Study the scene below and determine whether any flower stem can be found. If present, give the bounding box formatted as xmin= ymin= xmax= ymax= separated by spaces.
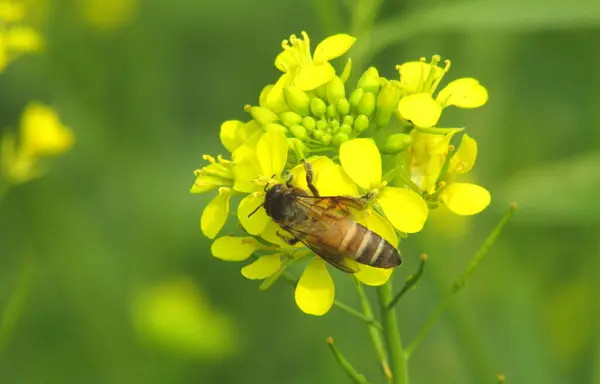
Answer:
xmin=353 ymin=278 xmax=392 ymax=382
xmin=377 ymin=281 xmax=409 ymax=384
xmin=326 ymin=337 xmax=370 ymax=384
xmin=0 ymin=256 xmax=32 ymax=353
xmin=387 ymin=254 xmax=428 ymax=310
xmin=405 ymin=203 xmax=517 ymax=358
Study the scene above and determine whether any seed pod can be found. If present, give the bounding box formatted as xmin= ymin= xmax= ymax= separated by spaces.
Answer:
xmin=381 ymin=133 xmax=412 ymax=154
xmin=310 ymin=97 xmax=327 ymax=117
xmin=357 ymin=67 xmax=380 ymax=95
xmin=279 ymin=111 xmax=304 ymax=128
xmin=326 ymin=76 xmax=345 ymax=105
xmin=302 ymin=116 xmax=316 ymax=132
xmin=290 ymin=125 xmax=308 ymax=140
xmin=349 ymin=88 xmax=365 ymax=111
xmin=263 ymin=122 xmax=288 ymax=134
xmin=357 ymin=92 xmax=376 ymax=116
xmin=283 ymin=86 xmax=310 ymax=116
xmin=332 ymin=132 xmax=350 ymax=146
xmin=354 ymin=114 xmax=369 ymax=133
xmin=249 ymin=106 xmax=279 ymax=125
xmin=337 ymin=98 xmax=350 ymax=115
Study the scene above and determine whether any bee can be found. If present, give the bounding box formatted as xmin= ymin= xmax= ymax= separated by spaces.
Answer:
xmin=254 ymin=159 xmax=401 ymax=273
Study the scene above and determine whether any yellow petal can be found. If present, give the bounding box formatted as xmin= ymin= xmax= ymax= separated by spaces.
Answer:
xmin=200 ymin=188 xmax=232 ymax=239
xmin=211 ymin=236 xmax=263 ymax=261
xmin=440 ymin=183 xmax=490 ymax=216
xmin=312 ymin=34 xmax=356 ymax=63
xmin=294 ymin=63 xmax=335 ymax=91
xmin=241 ymin=254 xmax=282 ymax=279
xmin=232 ymin=137 xmax=263 ymax=193
xmin=275 ymin=50 xmax=296 ymax=73
xmin=378 ymin=187 xmax=428 ymax=233
xmin=237 ymin=193 xmax=269 ymax=235
xmin=356 ymin=210 xmax=398 ymax=245
xmin=220 ymin=120 xmax=245 ymax=152
xmin=256 ymin=130 xmax=288 ymax=177
xmin=398 ymin=93 xmax=442 ymax=128
xmin=295 ymin=258 xmax=334 ymax=316
xmin=289 ymin=156 xmax=331 ymax=192
xmin=339 ymin=139 xmax=382 ymax=190
xmin=450 ymin=134 xmax=477 ymax=175
xmin=190 ymin=173 xmax=229 ymax=194
xmin=355 ymin=265 xmax=393 ymax=286
xmin=290 ymin=156 xmax=359 ymax=196
xmin=20 ymin=103 xmax=74 ymax=157
xmin=266 ymin=74 xmax=291 ymax=114
xmin=399 ymin=61 xmax=444 ymax=91
xmin=436 ymin=78 xmax=488 ymax=109
xmin=259 ymin=220 xmax=299 ymax=248
xmin=5 ymin=27 xmax=43 ymax=53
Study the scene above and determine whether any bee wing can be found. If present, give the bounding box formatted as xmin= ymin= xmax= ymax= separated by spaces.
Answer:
xmin=294 ymin=195 xmax=367 ymax=216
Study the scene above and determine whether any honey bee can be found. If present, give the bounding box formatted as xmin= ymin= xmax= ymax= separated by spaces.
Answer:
xmin=255 ymin=159 xmax=401 ymax=273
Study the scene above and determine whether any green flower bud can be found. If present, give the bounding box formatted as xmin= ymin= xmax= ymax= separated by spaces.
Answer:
xmin=315 ymin=83 xmax=327 ymax=100
xmin=343 ymin=115 xmax=354 ymax=126
xmin=287 ymin=138 xmax=306 ymax=159
xmin=259 ymin=84 xmax=274 ymax=107
xmin=248 ymin=106 xmax=279 ymax=126
xmin=321 ymin=133 xmax=332 ymax=146
xmin=302 ymin=116 xmax=316 ymax=132
xmin=357 ymin=92 xmax=376 ymax=116
xmin=283 ymin=86 xmax=310 ymax=116
xmin=316 ymin=119 xmax=328 ymax=132
xmin=263 ymin=122 xmax=288 ymax=134
xmin=340 ymin=58 xmax=352 ymax=83
xmin=337 ymin=98 xmax=350 ymax=116
xmin=349 ymin=88 xmax=365 ymax=111
xmin=290 ymin=124 xmax=307 ymax=140
xmin=332 ymin=132 xmax=350 ymax=146
xmin=330 ymin=120 xmax=340 ymax=130
xmin=310 ymin=97 xmax=327 ymax=117
xmin=313 ymin=129 xmax=325 ymax=139
xmin=357 ymin=67 xmax=380 ymax=95
xmin=326 ymin=76 xmax=345 ymax=105
xmin=279 ymin=111 xmax=304 ymax=128
xmin=381 ymin=133 xmax=412 ymax=154
xmin=354 ymin=114 xmax=369 ymax=133
xmin=340 ymin=123 xmax=352 ymax=135
xmin=326 ymin=104 xmax=337 ymax=119
xmin=375 ymin=80 xmax=402 ymax=127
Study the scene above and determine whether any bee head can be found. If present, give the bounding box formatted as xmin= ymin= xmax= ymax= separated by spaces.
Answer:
xmin=263 ymin=184 xmax=290 ymax=221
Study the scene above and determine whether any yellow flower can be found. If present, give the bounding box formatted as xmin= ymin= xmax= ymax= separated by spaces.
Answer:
xmin=0 ymin=1 xmax=25 ymax=22
xmin=0 ymin=1 xmax=43 ymax=72
xmin=79 ymin=0 xmax=138 ymax=32
xmin=266 ymin=31 xmax=355 ymax=110
xmin=396 ymin=55 xmax=488 ymax=127
xmin=339 ymin=138 xmax=429 ymax=234
xmin=1 ymin=103 xmax=73 ymax=184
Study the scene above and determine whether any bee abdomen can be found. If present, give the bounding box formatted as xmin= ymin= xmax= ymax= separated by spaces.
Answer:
xmin=340 ymin=222 xmax=401 ymax=269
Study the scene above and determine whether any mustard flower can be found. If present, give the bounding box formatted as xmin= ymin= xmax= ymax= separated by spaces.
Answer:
xmin=396 ymin=55 xmax=488 ymax=128
xmin=0 ymin=1 xmax=42 ymax=72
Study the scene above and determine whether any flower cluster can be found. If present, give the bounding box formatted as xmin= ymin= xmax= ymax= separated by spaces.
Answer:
xmin=191 ymin=32 xmax=490 ymax=316
xmin=0 ymin=0 xmax=43 ymax=72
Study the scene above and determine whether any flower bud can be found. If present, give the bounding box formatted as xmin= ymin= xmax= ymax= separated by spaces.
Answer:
xmin=337 ymin=98 xmax=350 ymax=115
xmin=340 ymin=123 xmax=352 ymax=135
xmin=326 ymin=76 xmax=345 ymax=105
xmin=287 ymin=138 xmax=306 ymax=159
xmin=357 ymin=67 xmax=380 ymax=95
xmin=330 ymin=120 xmax=340 ymax=130
xmin=249 ymin=106 xmax=279 ymax=126
xmin=290 ymin=124 xmax=307 ymax=140
xmin=310 ymin=97 xmax=327 ymax=117
xmin=263 ymin=122 xmax=288 ymax=134
xmin=279 ymin=111 xmax=304 ymax=128
xmin=283 ymin=86 xmax=310 ymax=116
xmin=381 ymin=133 xmax=412 ymax=154
xmin=326 ymin=104 xmax=337 ymax=119
xmin=354 ymin=114 xmax=369 ymax=133
xmin=316 ymin=119 xmax=328 ymax=132
xmin=349 ymin=88 xmax=364 ymax=111
xmin=375 ymin=80 xmax=402 ymax=127
xmin=302 ymin=116 xmax=316 ymax=132
xmin=320 ymin=133 xmax=332 ymax=146
xmin=313 ymin=129 xmax=325 ymax=139
xmin=357 ymin=92 xmax=376 ymax=116
xmin=343 ymin=115 xmax=354 ymax=126
xmin=332 ymin=132 xmax=350 ymax=146
xmin=315 ymin=83 xmax=327 ymax=100
xmin=340 ymin=58 xmax=352 ymax=83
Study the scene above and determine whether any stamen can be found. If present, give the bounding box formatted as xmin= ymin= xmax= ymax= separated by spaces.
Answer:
xmin=423 ymin=55 xmax=441 ymax=93
xmin=448 ymin=144 xmax=456 ymax=152
xmin=300 ymin=31 xmax=312 ymax=63
xmin=218 ymin=186 xmax=231 ymax=194
xmin=217 ymin=155 xmax=231 ymax=164
xmin=244 ymin=104 xmax=251 ymax=112
xmin=417 ymin=57 xmax=427 ymax=92
xmin=202 ymin=154 xmax=216 ymax=163
xmin=193 ymin=169 xmax=201 ymax=176
xmin=437 ymin=181 xmax=447 ymax=189
xmin=281 ymin=39 xmax=290 ymax=50
xmin=252 ymin=191 xmax=263 ymax=197
xmin=443 ymin=59 xmax=451 ymax=73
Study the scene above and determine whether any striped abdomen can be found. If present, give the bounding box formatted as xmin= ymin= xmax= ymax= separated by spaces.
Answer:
xmin=335 ymin=220 xmax=401 ymax=269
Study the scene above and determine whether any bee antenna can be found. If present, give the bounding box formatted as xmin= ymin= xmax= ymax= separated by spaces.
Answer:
xmin=248 ymin=203 xmax=262 ymax=218
xmin=264 ymin=174 xmax=277 ymax=192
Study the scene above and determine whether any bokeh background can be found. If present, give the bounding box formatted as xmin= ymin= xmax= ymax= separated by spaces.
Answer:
xmin=0 ymin=0 xmax=599 ymax=383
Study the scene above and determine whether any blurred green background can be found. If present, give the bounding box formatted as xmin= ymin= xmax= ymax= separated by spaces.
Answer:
xmin=0 ymin=0 xmax=599 ymax=383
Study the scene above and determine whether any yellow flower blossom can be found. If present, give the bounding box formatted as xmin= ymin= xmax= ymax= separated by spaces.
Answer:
xmin=0 ymin=1 xmax=43 ymax=72
xmin=339 ymin=138 xmax=429 ymax=234
xmin=1 ymin=103 xmax=73 ymax=184
xmin=79 ymin=0 xmax=138 ymax=32
xmin=396 ymin=55 xmax=488 ymax=127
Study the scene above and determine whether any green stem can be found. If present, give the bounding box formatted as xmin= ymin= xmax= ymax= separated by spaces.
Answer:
xmin=326 ymin=337 xmax=370 ymax=384
xmin=354 ymin=278 xmax=392 ymax=382
xmin=377 ymin=281 xmax=409 ymax=384
xmin=395 ymin=170 xmax=422 ymax=194
xmin=405 ymin=204 xmax=517 ymax=358
xmin=413 ymin=126 xmax=464 ymax=135
xmin=387 ymin=254 xmax=428 ymax=310
xmin=0 ymin=257 xmax=32 ymax=353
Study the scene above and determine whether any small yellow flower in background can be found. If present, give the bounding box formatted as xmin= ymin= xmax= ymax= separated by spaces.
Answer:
xmin=0 ymin=0 xmax=43 ymax=72
xmin=131 ymin=276 xmax=236 ymax=359
xmin=396 ymin=55 xmax=488 ymax=127
xmin=79 ymin=0 xmax=138 ymax=32
xmin=1 ymin=102 xmax=74 ymax=184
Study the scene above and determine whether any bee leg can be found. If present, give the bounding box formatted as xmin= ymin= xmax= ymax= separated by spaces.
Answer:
xmin=286 ymin=173 xmax=294 ymax=188
xmin=301 ymin=159 xmax=320 ymax=197
xmin=276 ymin=231 xmax=300 ymax=245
